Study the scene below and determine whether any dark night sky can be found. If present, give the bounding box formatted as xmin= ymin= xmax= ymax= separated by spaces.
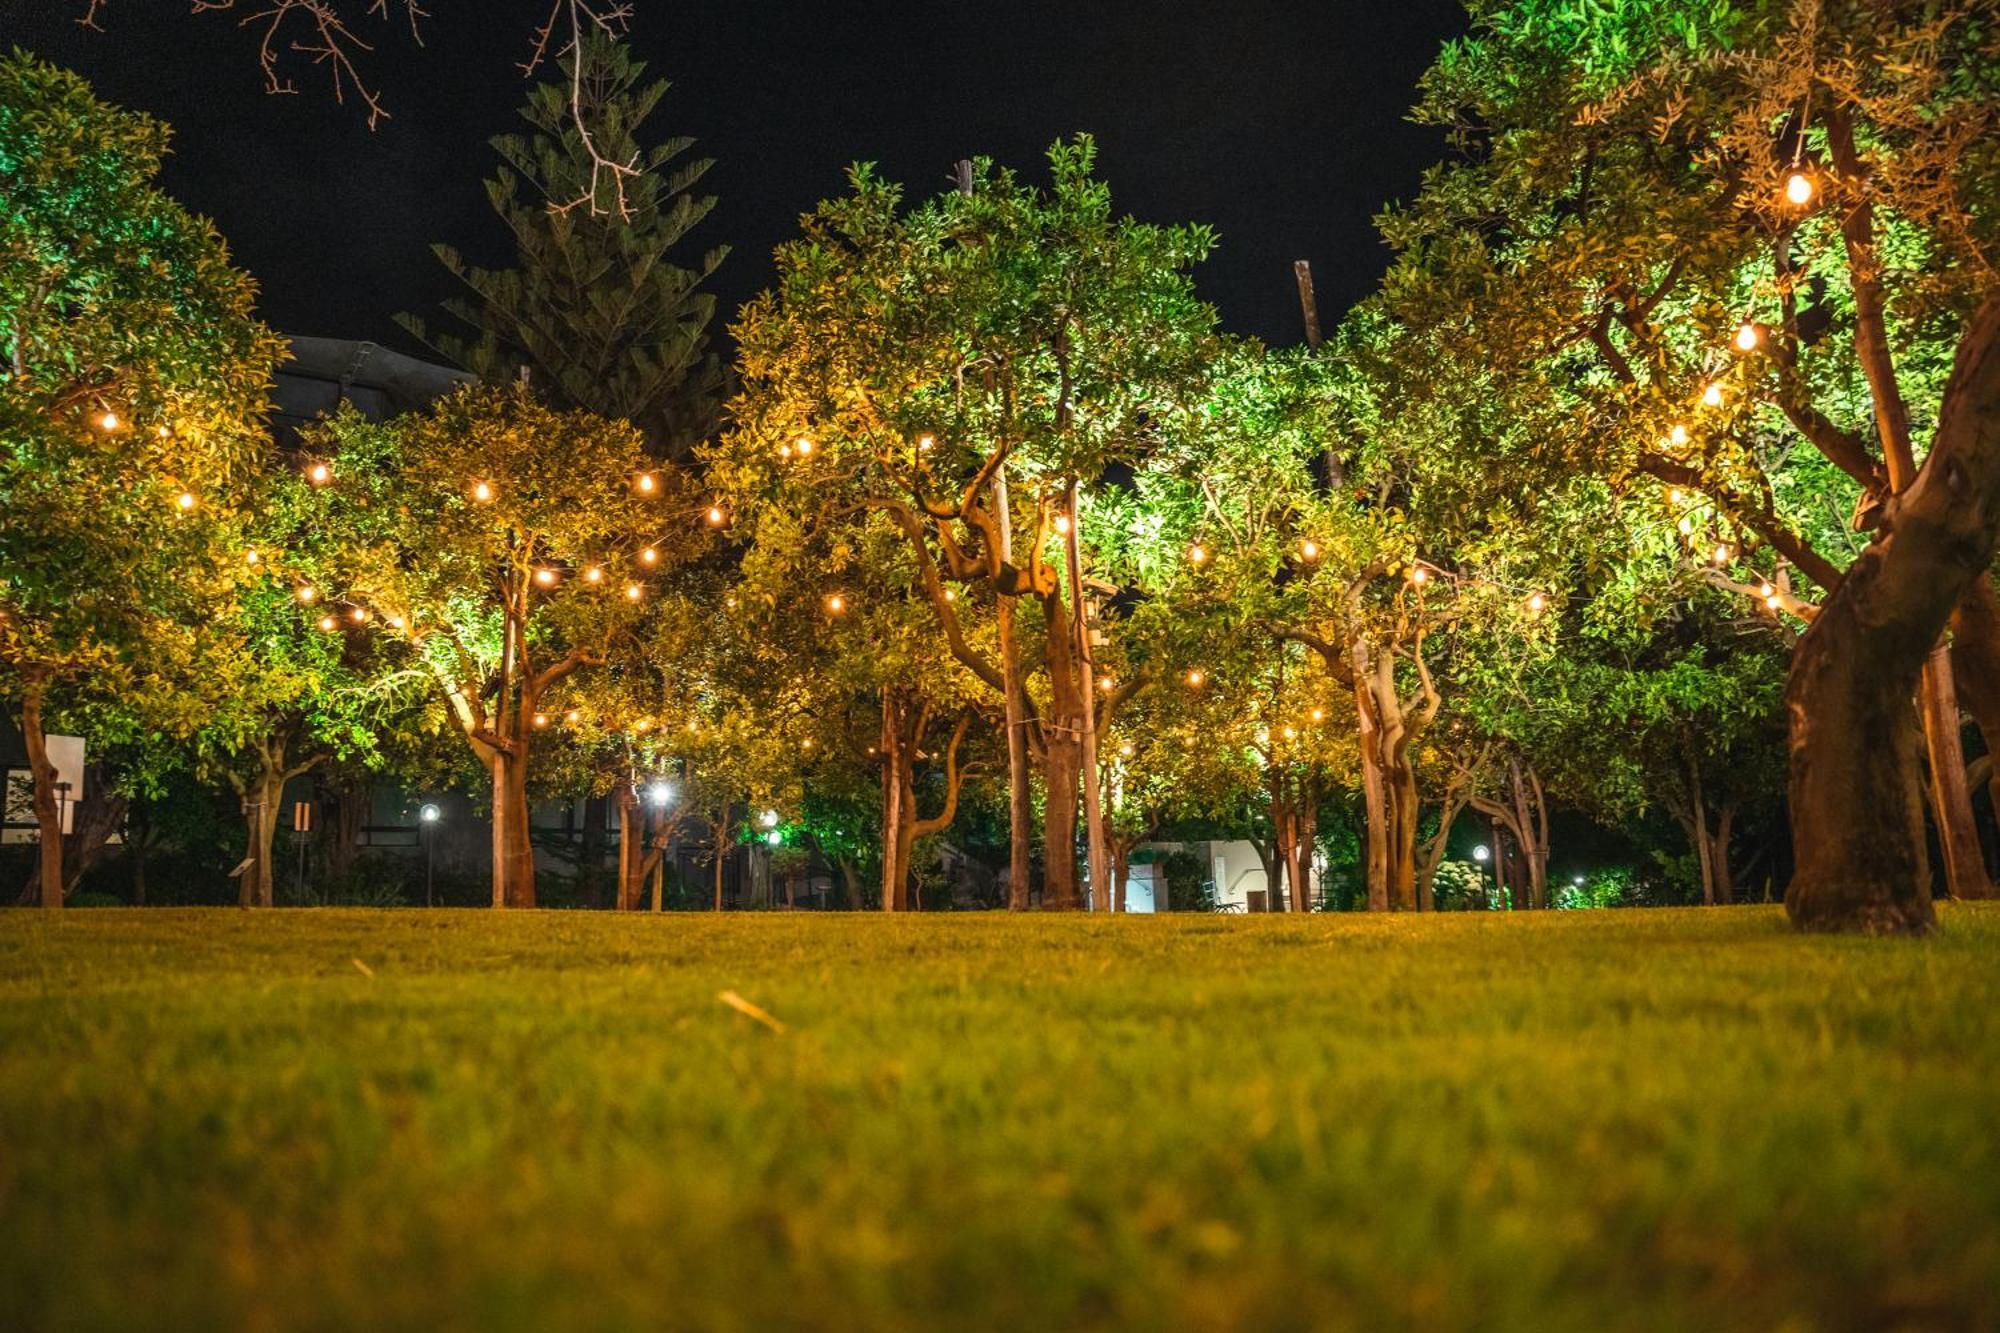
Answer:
xmin=5 ymin=1 xmax=1465 ymax=353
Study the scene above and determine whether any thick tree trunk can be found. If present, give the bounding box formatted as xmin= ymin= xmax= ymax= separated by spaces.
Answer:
xmin=880 ymin=694 xmax=911 ymax=912
xmin=616 ymin=785 xmax=642 ymax=912
xmin=489 ymin=749 xmax=536 ymax=908
xmin=1385 ymin=757 xmax=1420 ymax=911
xmin=21 ymin=683 xmax=63 ymax=909
xmin=1951 ymin=575 xmax=2000 ymax=823
xmin=1919 ymin=647 xmax=1994 ymax=899
xmin=1787 ymin=292 xmax=2000 ymax=933
xmin=1356 ymin=679 xmax=1390 ymax=912
xmin=1040 ymin=589 xmax=1085 ymax=911
xmin=998 ymin=597 xmax=1035 ymax=911
xmin=238 ymin=767 xmax=285 ymax=908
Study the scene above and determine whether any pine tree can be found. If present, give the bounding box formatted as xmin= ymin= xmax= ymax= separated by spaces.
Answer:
xmin=400 ymin=32 xmax=726 ymax=454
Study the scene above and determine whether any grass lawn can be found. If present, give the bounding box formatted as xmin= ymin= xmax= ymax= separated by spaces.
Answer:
xmin=2 ymin=906 xmax=1996 ymax=1332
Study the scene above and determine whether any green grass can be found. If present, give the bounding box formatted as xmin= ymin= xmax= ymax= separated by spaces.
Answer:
xmin=2 ymin=907 xmax=1996 ymax=1332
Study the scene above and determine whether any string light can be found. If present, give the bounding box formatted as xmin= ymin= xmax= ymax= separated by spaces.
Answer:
xmin=532 ymin=712 xmax=549 ymax=728
xmin=98 ymin=411 xmax=120 ymax=432
xmin=1668 ymin=424 xmax=1688 ymax=446
xmin=636 ymin=472 xmax=657 ymax=494
xmin=1118 ymin=741 xmax=1135 ymax=758
xmin=584 ymin=566 xmax=604 ymax=584
xmin=767 ymin=830 xmax=783 ymax=847
xmin=1310 ymin=707 xmax=1326 ymax=723
xmin=565 ymin=709 xmax=581 ymax=724
xmin=1702 ymin=383 xmax=1724 ymax=408
xmin=760 ymin=809 xmax=779 ymax=829
xmin=1713 ymin=543 xmax=1732 ymax=566
xmin=1669 ymin=487 xmax=1684 ymax=504
xmin=1758 ymin=581 xmax=1775 ymax=597
xmin=1054 ymin=513 xmax=1072 ymax=535
xmin=245 ymin=549 xmax=260 ymax=565
xmin=725 ymin=595 xmax=738 ymax=610
xmin=1734 ymin=323 xmax=1761 ymax=352
xmin=472 ymin=480 xmax=494 ymax=502
xmin=706 ymin=505 xmax=726 ymax=526
xmin=1187 ymin=542 xmax=1208 ymax=565
xmin=317 ymin=614 xmax=337 ymax=632
xmin=794 ymin=436 xmax=815 ymax=457
xmin=1527 ymin=592 xmax=1547 ymax=613
xmin=176 ymin=491 xmax=196 ymax=512
xmin=307 ymin=461 xmax=331 ymax=486
xmin=634 ymin=719 xmax=652 ymax=734
xmin=533 ymin=568 xmax=558 ymax=588
xmin=1282 ymin=726 xmax=1297 ymax=741
xmin=918 ymin=434 xmax=935 ymax=452
xmin=1185 ymin=668 xmax=1206 ymax=688
xmin=350 ymin=607 xmax=368 ymax=623
xmin=297 ymin=585 xmax=317 ymax=603
xmin=625 ymin=583 xmax=643 ymax=601
xmin=386 ymin=614 xmax=405 ymax=629
xmin=155 ymin=424 xmax=171 ymax=439
xmin=826 ymin=593 xmax=847 ymax=615
xmin=639 ymin=547 xmax=658 ymax=566
xmin=943 ymin=587 xmax=956 ymax=602
xmin=1765 ymin=592 xmax=1783 ymax=611
xmin=1409 ymin=566 xmax=1428 ymax=585
xmin=1299 ymin=539 xmax=1320 ymax=562
xmin=801 ymin=737 xmax=815 ymax=751
xmin=1097 ymin=676 xmax=1113 ymax=692
xmin=1785 ymin=171 xmax=1815 ymax=206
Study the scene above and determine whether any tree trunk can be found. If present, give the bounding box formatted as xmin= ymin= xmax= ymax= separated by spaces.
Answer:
xmin=880 ymin=694 xmax=910 ymax=912
xmin=1786 ymin=292 xmax=2000 ymax=933
xmin=1712 ymin=805 xmax=1736 ymax=906
xmin=1919 ymin=646 xmax=1994 ymax=899
xmin=1385 ymin=758 xmax=1420 ymax=911
xmin=1950 ymin=575 xmax=2000 ymax=826
xmin=238 ymin=765 xmax=285 ymax=909
xmin=1039 ymin=588 xmax=1085 ymax=911
xmin=1356 ymin=678 xmax=1390 ymax=912
xmin=615 ymin=785 xmax=642 ymax=912
xmin=999 ymin=596 xmax=1035 ymax=911
xmin=21 ymin=682 xmax=64 ymax=909
xmin=489 ymin=749 xmax=536 ymax=908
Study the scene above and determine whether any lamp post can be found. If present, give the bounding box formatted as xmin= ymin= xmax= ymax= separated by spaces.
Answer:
xmin=419 ymin=803 xmax=441 ymax=906
xmin=1472 ymin=844 xmax=1491 ymax=909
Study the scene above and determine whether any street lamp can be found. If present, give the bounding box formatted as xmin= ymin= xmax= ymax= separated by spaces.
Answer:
xmin=1472 ymin=844 xmax=1492 ymax=908
xmin=419 ymin=803 xmax=441 ymax=907
xmin=646 ymin=781 xmax=674 ymax=808
xmin=766 ymin=830 xmax=782 ymax=847
xmin=759 ymin=809 xmax=779 ymax=829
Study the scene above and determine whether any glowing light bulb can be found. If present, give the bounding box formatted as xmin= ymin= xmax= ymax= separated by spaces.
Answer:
xmin=297 ymin=585 xmax=317 ymax=603
xmin=317 ymin=615 xmax=337 ymax=632
xmin=1702 ymin=383 xmax=1724 ymax=408
xmin=1669 ymin=487 xmax=1684 ymax=504
xmin=1283 ymin=726 xmax=1297 ymax=741
xmin=1713 ymin=544 xmax=1731 ymax=566
xmin=725 ymin=595 xmax=738 ymax=610
xmin=1310 ymin=708 xmax=1326 ymax=723
xmin=625 ymin=583 xmax=642 ymax=601
xmin=245 ymin=549 xmax=260 ymax=565
xmin=98 ymin=411 xmax=120 ymax=431
xmin=918 ymin=434 xmax=935 ymax=451
xmin=640 ymin=547 xmax=658 ymax=566
xmin=636 ymin=472 xmax=657 ymax=494
xmin=1119 ymin=741 xmax=1135 ymax=758
xmin=1527 ymin=592 xmax=1547 ymax=613
xmin=1669 ymin=424 xmax=1688 ymax=446
xmin=706 ymin=505 xmax=726 ymax=526
xmin=634 ymin=719 xmax=652 ymax=734
xmin=584 ymin=566 xmax=604 ymax=584
xmin=1758 ymin=581 xmax=1775 ymax=598
xmin=795 ymin=436 xmax=814 ymax=457
xmin=176 ymin=491 xmax=196 ymax=511
xmin=826 ymin=593 xmax=846 ymax=614
xmin=472 ymin=480 xmax=494 ymax=502
xmin=308 ymin=462 xmax=331 ymax=485
xmin=801 ymin=737 xmax=815 ymax=751
xmin=767 ymin=830 xmax=783 ymax=847
xmin=565 ymin=709 xmax=580 ymax=724
xmin=1785 ymin=171 xmax=1814 ymax=206
xmin=1054 ymin=513 xmax=1072 ymax=535
xmin=350 ymin=607 xmax=368 ymax=623
xmin=532 ymin=712 xmax=549 ymax=728
xmin=1734 ymin=323 xmax=1761 ymax=352
xmin=943 ymin=587 xmax=957 ymax=602
xmin=1409 ymin=566 xmax=1428 ymax=585
xmin=1097 ymin=676 xmax=1113 ymax=692
xmin=1765 ymin=593 xmax=1782 ymax=611
xmin=1187 ymin=543 xmax=1208 ymax=565
xmin=155 ymin=424 xmax=171 ymax=439
xmin=386 ymin=615 xmax=405 ymax=629
xmin=1300 ymin=539 xmax=1320 ymax=561
xmin=1186 ymin=668 xmax=1206 ymax=688
xmin=760 ymin=809 xmax=779 ymax=829
xmin=534 ymin=568 xmax=557 ymax=587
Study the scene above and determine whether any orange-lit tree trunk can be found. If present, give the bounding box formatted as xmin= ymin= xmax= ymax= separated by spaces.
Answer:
xmin=21 ymin=677 xmax=64 ymax=909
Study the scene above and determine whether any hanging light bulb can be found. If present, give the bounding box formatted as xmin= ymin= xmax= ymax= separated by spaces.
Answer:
xmin=350 ymin=607 xmax=369 ymax=623
xmin=386 ymin=614 xmax=405 ymax=629
xmin=1785 ymin=171 xmax=1814 ymax=206
xmin=1282 ymin=726 xmax=1298 ymax=741
xmin=639 ymin=547 xmax=658 ymax=566
xmin=826 ymin=593 xmax=847 ymax=615
xmin=725 ymin=595 xmax=738 ymax=610
xmin=155 ymin=424 xmax=171 ymax=439
xmin=1310 ymin=707 xmax=1326 ymax=723
xmin=706 ymin=505 xmax=726 ymax=526
xmin=1409 ymin=566 xmax=1428 ymax=585
xmin=472 ymin=480 xmax=494 ymax=502
xmin=584 ymin=566 xmax=604 ymax=584
xmin=1765 ymin=592 xmax=1783 ymax=611
xmin=1119 ymin=741 xmax=1135 ymax=758
xmin=1702 ymin=382 xmax=1724 ymax=408
xmin=760 ymin=809 xmax=780 ymax=829
xmin=1713 ymin=543 xmax=1732 ymax=566
xmin=1054 ymin=513 xmax=1072 ymax=535
xmin=636 ymin=472 xmax=657 ymax=494
xmin=297 ymin=585 xmax=317 ymax=603
xmin=98 ymin=411 xmax=120 ymax=432
xmin=1758 ymin=581 xmax=1775 ymax=598
xmin=801 ymin=737 xmax=815 ymax=751
xmin=533 ymin=567 xmax=558 ymax=588
xmin=1300 ymin=539 xmax=1320 ymax=562
xmin=634 ymin=719 xmax=652 ymax=734
xmin=1734 ymin=323 xmax=1761 ymax=352
xmin=1187 ymin=542 xmax=1208 ymax=565
xmin=307 ymin=461 xmax=332 ymax=486
xmin=795 ymin=436 xmax=815 ymax=457
xmin=565 ymin=709 xmax=581 ymax=724
xmin=1527 ymin=592 xmax=1547 ymax=613
xmin=918 ymin=434 xmax=935 ymax=452
xmin=625 ymin=582 xmax=643 ymax=601
xmin=317 ymin=614 xmax=338 ymax=632
xmin=532 ymin=712 xmax=549 ymax=729
xmin=1669 ymin=487 xmax=1685 ymax=505
xmin=176 ymin=491 xmax=196 ymax=512
xmin=245 ymin=549 xmax=260 ymax=565
xmin=1097 ymin=675 xmax=1113 ymax=692
xmin=1185 ymin=668 xmax=1206 ymax=688
xmin=1668 ymin=424 xmax=1688 ymax=446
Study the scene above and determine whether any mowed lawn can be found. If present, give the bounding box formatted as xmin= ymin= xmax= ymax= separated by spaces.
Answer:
xmin=2 ymin=908 xmax=1996 ymax=1332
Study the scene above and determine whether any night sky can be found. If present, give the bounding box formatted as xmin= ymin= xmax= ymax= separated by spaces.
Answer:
xmin=6 ymin=1 xmax=1465 ymax=353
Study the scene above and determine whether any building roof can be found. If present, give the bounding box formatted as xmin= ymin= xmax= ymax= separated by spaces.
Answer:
xmin=271 ymin=336 xmax=473 ymax=442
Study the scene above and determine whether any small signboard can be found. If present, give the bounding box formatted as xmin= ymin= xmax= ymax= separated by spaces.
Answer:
xmin=292 ymin=801 xmax=314 ymax=833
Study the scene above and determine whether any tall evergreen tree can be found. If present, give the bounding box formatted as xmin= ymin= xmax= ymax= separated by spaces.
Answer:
xmin=399 ymin=32 xmax=726 ymax=453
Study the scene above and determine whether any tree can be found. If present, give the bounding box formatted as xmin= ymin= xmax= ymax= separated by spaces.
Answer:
xmin=293 ymin=384 xmax=706 ymax=907
xmin=0 ymin=51 xmax=285 ymax=906
xmin=1380 ymin=0 xmax=2000 ymax=930
xmin=400 ymin=30 xmax=726 ymax=453
xmin=714 ymin=139 xmax=1220 ymax=909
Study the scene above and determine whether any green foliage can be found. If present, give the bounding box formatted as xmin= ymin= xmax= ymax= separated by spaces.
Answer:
xmin=399 ymin=32 xmax=726 ymax=452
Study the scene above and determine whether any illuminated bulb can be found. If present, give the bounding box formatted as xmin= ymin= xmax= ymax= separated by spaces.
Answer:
xmin=636 ymin=472 xmax=657 ymax=494
xmin=707 ymin=505 xmax=726 ymax=526
xmin=176 ymin=491 xmax=196 ymax=511
xmin=1758 ymin=581 xmax=1775 ymax=598
xmin=1765 ymin=593 xmax=1783 ymax=611
xmin=1678 ymin=516 xmax=1695 ymax=535
xmin=532 ymin=712 xmax=549 ymax=729
xmin=1668 ymin=424 xmax=1688 ymax=446
xmin=1409 ymin=566 xmax=1428 ymax=585
xmin=565 ymin=709 xmax=580 ymax=724
xmin=826 ymin=593 xmax=846 ymax=615
xmin=801 ymin=738 xmax=814 ymax=751
xmin=778 ymin=442 xmax=793 ymax=458
xmin=1785 ymin=171 xmax=1814 ymax=206
xmin=297 ymin=585 xmax=317 ymax=603
xmin=918 ymin=434 xmax=935 ymax=451
xmin=1097 ymin=676 xmax=1113 ymax=692
xmin=1734 ymin=323 xmax=1761 ymax=352
xmin=386 ymin=615 xmax=405 ymax=629
xmin=350 ymin=607 xmax=368 ymax=623
xmin=245 ymin=549 xmax=260 ymax=565
xmin=98 ymin=411 xmax=120 ymax=432
xmin=1702 ymin=383 xmax=1724 ymax=408
xmin=1283 ymin=726 xmax=1297 ymax=741
xmin=1713 ymin=544 xmax=1731 ymax=566
xmin=767 ymin=830 xmax=783 ymax=847
xmin=625 ymin=583 xmax=642 ymax=601
xmin=1300 ymin=539 xmax=1320 ymax=562
xmin=725 ymin=595 xmax=738 ymax=610
xmin=1054 ymin=513 xmax=1072 ymax=535
xmin=472 ymin=480 xmax=494 ymax=502
xmin=155 ymin=424 xmax=171 ymax=439
xmin=634 ymin=720 xmax=652 ymax=734
xmin=1527 ymin=592 xmax=1547 ymax=613
xmin=584 ymin=566 xmax=603 ymax=584
xmin=760 ymin=809 xmax=779 ymax=829
xmin=1310 ymin=707 xmax=1326 ymax=723
xmin=1119 ymin=742 xmax=1135 ymax=758
xmin=534 ymin=568 xmax=558 ymax=587
xmin=795 ymin=436 xmax=814 ymax=457
xmin=1669 ymin=487 xmax=1684 ymax=504
xmin=317 ymin=615 xmax=337 ymax=632
xmin=1187 ymin=543 xmax=1208 ymax=565
xmin=640 ymin=547 xmax=658 ymax=566
xmin=1186 ymin=668 xmax=1206 ymax=688
xmin=308 ymin=462 xmax=331 ymax=485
